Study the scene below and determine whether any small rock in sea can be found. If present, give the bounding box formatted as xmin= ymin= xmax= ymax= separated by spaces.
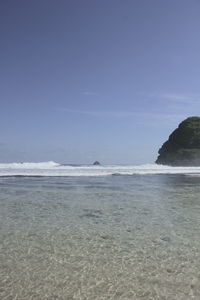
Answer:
xmin=93 ymin=161 xmax=101 ymax=165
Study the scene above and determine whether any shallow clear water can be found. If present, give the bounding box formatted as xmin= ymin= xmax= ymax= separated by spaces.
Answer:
xmin=1 ymin=174 xmax=200 ymax=299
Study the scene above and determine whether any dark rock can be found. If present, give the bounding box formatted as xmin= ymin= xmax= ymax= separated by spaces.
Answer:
xmin=79 ymin=212 xmax=100 ymax=219
xmin=160 ymin=236 xmax=171 ymax=242
xmin=93 ymin=161 xmax=101 ymax=165
xmin=83 ymin=208 xmax=103 ymax=215
xmin=156 ymin=116 xmax=200 ymax=166
xmin=99 ymin=235 xmax=112 ymax=240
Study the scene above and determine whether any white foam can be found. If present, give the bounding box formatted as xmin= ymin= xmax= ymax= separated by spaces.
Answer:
xmin=0 ymin=162 xmax=200 ymax=177
xmin=0 ymin=161 xmax=59 ymax=169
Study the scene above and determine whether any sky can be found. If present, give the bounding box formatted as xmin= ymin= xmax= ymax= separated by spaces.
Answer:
xmin=1 ymin=0 xmax=200 ymax=164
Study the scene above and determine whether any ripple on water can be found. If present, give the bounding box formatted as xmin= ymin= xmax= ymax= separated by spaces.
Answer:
xmin=1 ymin=175 xmax=200 ymax=299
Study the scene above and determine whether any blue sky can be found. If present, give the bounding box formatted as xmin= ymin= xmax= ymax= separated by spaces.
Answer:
xmin=1 ymin=0 xmax=200 ymax=164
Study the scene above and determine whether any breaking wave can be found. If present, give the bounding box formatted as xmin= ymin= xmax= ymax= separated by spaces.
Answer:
xmin=0 ymin=161 xmax=60 ymax=169
xmin=0 ymin=161 xmax=200 ymax=177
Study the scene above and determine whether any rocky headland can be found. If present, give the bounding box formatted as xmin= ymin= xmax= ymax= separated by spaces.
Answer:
xmin=156 ymin=116 xmax=200 ymax=166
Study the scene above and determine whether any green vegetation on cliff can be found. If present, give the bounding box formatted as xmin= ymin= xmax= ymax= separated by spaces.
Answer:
xmin=156 ymin=117 xmax=200 ymax=166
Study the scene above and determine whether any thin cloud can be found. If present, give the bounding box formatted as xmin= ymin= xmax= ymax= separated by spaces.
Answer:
xmin=143 ymin=92 xmax=200 ymax=103
xmin=58 ymin=107 xmax=186 ymax=122
xmin=160 ymin=93 xmax=200 ymax=103
xmin=80 ymin=90 xmax=98 ymax=96
xmin=59 ymin=107 xmax=135 ymax=117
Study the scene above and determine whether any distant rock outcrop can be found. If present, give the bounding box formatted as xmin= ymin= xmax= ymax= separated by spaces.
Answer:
xmin=93 ymin=161 xmax=101 ymax=165
xmin=156 ymin=116 xmax=200 ymax=166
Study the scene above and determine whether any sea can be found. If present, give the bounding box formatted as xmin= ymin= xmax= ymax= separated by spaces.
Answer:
xmin=1 ymin=162 xmax=200 ymax=300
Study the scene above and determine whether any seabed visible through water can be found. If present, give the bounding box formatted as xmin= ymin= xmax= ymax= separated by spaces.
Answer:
xmin=1 ymin=174 xmax=200 ymax=299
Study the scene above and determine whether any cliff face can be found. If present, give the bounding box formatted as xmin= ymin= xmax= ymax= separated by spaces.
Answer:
xmin=156 ymin=117 xmax=200 ymax=166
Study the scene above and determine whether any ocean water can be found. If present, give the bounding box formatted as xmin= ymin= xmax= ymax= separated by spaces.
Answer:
xmin=1 ymin=163 xmax=200 ymax=299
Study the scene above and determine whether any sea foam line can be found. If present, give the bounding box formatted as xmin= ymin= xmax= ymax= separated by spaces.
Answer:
xmin=0 ymin=162 xmax=200 ymax=176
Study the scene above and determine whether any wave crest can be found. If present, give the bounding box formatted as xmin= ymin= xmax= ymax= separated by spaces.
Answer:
xmin=0 ymin=161 xmax=60 ymax=169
